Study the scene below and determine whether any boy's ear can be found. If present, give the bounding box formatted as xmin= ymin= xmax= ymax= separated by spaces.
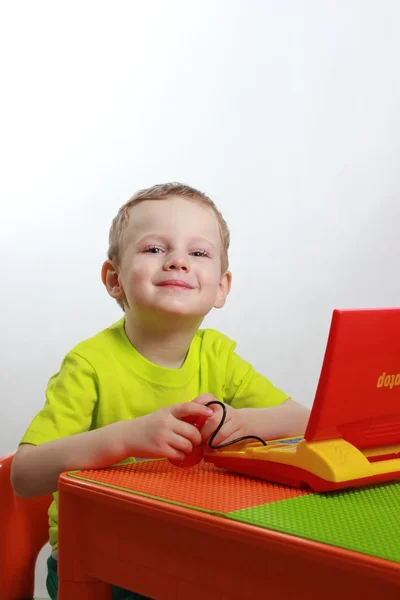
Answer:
xmin=214 ymin=270 xmax=232 ymax=309
xmin=101 ymin=260 xmax=125 ymax=301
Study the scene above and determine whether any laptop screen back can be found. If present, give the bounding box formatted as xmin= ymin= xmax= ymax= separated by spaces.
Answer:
xmin=305 ymin=308 xmax=400 ymax=449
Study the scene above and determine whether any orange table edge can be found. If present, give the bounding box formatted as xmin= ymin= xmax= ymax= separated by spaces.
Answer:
xmin=57 ymin=473 xmax=400 ymax=600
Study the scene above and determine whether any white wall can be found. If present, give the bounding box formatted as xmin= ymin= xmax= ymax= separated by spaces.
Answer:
xmin=1 ymin=1 xmax=400 ymax=596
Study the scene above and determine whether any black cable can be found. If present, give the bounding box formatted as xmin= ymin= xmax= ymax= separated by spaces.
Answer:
xmin=205 ymin=400 xmax=267 ymax=449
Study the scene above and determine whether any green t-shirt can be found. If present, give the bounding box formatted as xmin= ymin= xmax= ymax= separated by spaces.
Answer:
xmin=21 ymin=319 xmax=288 ymax=550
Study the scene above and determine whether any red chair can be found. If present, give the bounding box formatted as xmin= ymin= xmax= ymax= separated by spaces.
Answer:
xmin=0 ymin=452 xmax=53 ymax=600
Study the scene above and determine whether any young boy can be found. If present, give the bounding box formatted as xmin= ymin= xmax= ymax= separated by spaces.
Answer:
xmin=11 ymin=183 xmax=310 ymax=599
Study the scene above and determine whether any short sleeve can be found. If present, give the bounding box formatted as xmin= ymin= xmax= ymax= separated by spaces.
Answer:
xmin=223 ymin=350 xmax=289 ymax=409
xmin=20 ymin=351 xmax=98 ymax=446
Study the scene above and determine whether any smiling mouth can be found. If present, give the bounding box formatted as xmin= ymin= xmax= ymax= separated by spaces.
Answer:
xmin=156 ymin=280 xmax=194 ymax=289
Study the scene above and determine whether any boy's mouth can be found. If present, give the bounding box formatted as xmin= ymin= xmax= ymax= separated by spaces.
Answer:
xmin=156 ymin=279 xmax=194 ymax=289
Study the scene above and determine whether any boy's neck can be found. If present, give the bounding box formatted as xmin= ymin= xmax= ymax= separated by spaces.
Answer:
xmin=124 ymin=313 xmax=202 ymax=369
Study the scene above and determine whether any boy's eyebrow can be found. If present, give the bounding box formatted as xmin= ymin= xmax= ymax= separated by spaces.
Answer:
xmin=135 ymin=233 xmax=168 ymax=247
xmin=191 ymin=237 xmax=216 ymax=248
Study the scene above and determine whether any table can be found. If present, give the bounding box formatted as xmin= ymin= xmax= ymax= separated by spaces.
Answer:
xmin=58 ymin=460 xmax=400 ymax=600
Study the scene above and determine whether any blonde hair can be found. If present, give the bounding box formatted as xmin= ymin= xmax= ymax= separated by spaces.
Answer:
xmin=108 ymin=182 xmax=230 ymax=309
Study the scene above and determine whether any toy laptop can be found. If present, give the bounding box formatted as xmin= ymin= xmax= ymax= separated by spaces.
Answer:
xmin=204 ymin=308 xmax=400 ymax=492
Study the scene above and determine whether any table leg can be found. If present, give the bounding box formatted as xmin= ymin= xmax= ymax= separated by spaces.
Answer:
xmin=58 ymin=488 xmax=112 ymax=599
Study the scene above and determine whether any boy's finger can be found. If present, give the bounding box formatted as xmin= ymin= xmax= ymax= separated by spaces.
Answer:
xmin=165 ymin=446 xmax=186 ymax=462
xmin=191 ymin=393 xmax=217 ymax=406
xmin=171 ymin=402 xmax=213 ymax=420
xmin=169 ymin=432 xmax=194 ymax=455
xmin=209 ymin=422 xmax=241 ymax=447
xmin=199 ymin=414 xmax=221 ymax=441
xmin=173 ymin=420 xmax=203 ymax=447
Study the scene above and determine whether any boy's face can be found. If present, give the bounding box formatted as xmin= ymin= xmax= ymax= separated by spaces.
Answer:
xmin=114 ymin=197 xmax=231 ymax=319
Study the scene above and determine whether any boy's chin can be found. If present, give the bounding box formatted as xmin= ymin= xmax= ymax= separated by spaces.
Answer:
xmin=158 ymin=306 xmax=205 ymax=319
xmin=153 ymin=299 xmax=208 ymax=320
xmin=132 ymin=296 xmax=211 ymax=322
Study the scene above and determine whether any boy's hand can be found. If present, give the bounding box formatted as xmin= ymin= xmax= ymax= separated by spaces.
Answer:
xmin=191 ymin=394 xmax=248 ymax=447
xmin=128 ymin=403 xmax=213 ymax=462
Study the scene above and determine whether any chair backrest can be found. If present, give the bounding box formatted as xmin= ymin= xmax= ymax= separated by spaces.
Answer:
xmin=0 ymin=452 xmax=53 ymax=600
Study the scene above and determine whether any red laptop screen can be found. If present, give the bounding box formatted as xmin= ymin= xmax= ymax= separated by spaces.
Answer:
xmin=305 ymin=308 xmax=400 ymax=449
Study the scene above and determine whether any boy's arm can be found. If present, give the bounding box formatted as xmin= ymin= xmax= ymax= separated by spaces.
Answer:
xmin=13 ymin=351 xmax=208 ymax=498
xmin=238 ymin=398 xmax=310 ymax=440
xmin=11 ymin=420 xmax=134 ymax=498
xmin=194 ymin=395 xmax=309 ymax=445
xmin=11 ymin=402 xmax=213 ymax=498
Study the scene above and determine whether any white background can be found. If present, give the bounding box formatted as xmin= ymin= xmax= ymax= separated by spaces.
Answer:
xmin=1 ymin=1 xmax=399 ymax=596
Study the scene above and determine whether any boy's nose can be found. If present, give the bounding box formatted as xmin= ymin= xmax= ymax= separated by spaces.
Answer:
xmin=163 ymin=251 xmax=190 ymax=272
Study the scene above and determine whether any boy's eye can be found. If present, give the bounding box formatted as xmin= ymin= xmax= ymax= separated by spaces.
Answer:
xmin=143 ymin=246 xmax=210 ymax=257
xmin=144 ymin=246 xmax=164 ymax=254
